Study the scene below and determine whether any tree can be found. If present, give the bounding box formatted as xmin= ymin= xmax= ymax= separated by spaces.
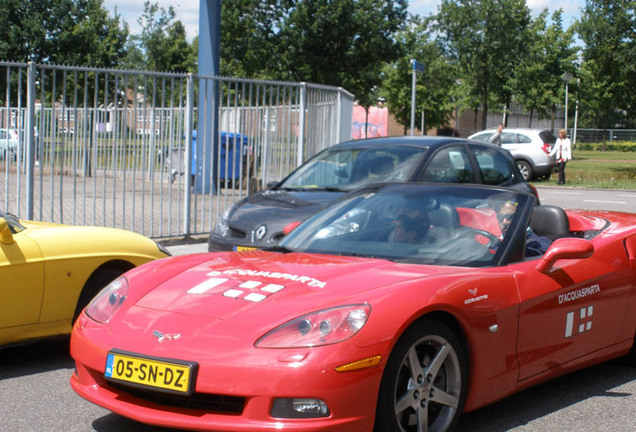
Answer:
xmin=435 ymin=0 xmax=533 ymax=130
xmin=380 ymin=17 xmax=458 ymax=134
xmin=514 ymin=9 xmax=578 ymax=129
xmin=219 ymin=0 xmax=408 ymax=110
xmin=220 ymin=0 xmax=283 ymax=79
xmin=0 ymin=0 xmax=128 ymax=66
xmin=277 ymin=0 xmax=408 ymax=110
xmin=135 ymin=1 xmax=196 ymax=73
xmin=577 ymin=0 xmax=635 ymax=145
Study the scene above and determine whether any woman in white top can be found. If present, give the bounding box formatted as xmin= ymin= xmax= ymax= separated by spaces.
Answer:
xmin=549 ymin=129 xmax=572 ymax=185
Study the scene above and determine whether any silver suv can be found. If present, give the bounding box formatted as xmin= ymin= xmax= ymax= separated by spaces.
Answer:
xmin=468 ymin=128 xmax=556 ymax=181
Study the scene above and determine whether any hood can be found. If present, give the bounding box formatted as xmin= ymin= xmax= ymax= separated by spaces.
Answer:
xmin=134 ymin=250 xmax=448 ymax=321
xmin=21 ymin=223 xmax=164 ymax=259
xmin=225 ymin=189 xmax=344 ymax=244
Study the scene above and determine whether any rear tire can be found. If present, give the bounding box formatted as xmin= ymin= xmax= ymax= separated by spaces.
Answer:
xmin=72 ymin=267 xmax=128 ymax=322
xmin=374 ymin=319 xmax=468 ymax=432
xmin=516 ymin=160 xmax=533 ymax=181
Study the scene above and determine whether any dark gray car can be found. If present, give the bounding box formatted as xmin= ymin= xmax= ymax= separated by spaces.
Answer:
xmin=208 ymin=136 xmax=538 ymax=251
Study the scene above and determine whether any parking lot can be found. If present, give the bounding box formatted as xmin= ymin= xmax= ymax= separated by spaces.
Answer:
xmin=1 ymin=187 xmax=635 ymax=431
xmin=1 ymin=337 xmax=635 ymax=432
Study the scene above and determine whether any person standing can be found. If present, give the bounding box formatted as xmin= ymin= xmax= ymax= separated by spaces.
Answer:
xmin=488 ymin=123 xmax=504 ymax=146
xmin=549 ymin=129 xmax=572 ymax=185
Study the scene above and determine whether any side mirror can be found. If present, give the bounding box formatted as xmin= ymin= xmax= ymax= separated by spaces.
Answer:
xmin=0 ymin=217 xmax=14 ymax=245
xmin=536 ymin=237 xmax=594 ymax=274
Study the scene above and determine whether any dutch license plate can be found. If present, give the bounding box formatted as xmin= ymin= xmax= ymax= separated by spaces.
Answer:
xmin=105 ymin=350 xmax=197 ymax=395
xmin=235 ymin=246 xmax=256 ymax=251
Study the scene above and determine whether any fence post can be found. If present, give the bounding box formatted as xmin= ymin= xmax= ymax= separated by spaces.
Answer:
xmin=183 ymin=73 xmax=194 ymax=238
xmin=25 ymin=62 xmax=36 ymax=220
xmin=336 ymin=88 xmax=342 ymax=145
xmin=297 ymin=83 xmax=307 ymax=167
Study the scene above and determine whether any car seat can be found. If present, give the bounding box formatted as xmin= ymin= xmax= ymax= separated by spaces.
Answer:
xmin=529 ymin=205 xmax=570 ymax=240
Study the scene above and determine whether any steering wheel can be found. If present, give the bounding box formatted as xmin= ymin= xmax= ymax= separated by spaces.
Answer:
xmin=457 ymin=227 xmax=502 ymax=249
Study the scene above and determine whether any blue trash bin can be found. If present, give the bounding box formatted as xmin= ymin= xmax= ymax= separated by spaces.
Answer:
xmin=189 ymin=131 xmax=249 ymax=183
xmin=219 ymin=132 xmax=248 ymax=182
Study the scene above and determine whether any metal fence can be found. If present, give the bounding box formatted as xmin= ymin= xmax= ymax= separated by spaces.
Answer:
xmin=569 ymin=128 xmax=636 ymax=143
xmin=0 ymin=62 xmax=354 ymax=239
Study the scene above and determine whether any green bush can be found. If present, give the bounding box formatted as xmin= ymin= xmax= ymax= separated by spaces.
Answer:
xmin=576 ymin=141 xmax=636 ymax=151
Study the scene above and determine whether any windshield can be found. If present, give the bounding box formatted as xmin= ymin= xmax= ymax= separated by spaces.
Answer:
xmin=279 ymin=146 xmax=426 ymax=191
xmin=280 ymin=184 xmax=533 ymax=267
xmin=0 ymin=211 xmax=24 ymax=233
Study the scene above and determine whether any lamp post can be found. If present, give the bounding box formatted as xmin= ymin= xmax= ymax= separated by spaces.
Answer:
xmin=410 ymin=59 xmax=424 ymax=136
xmin=561 ymin=72 xmax=574 ymax=132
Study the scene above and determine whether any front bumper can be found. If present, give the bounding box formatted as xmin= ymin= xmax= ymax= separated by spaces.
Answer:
xmin=70 ymin=316 xmax=382 ymax=432
xmin=208 ymin=233 xmax=277 ymax=252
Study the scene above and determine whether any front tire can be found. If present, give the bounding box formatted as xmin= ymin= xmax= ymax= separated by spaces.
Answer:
xmin=375 ymin=319 xmax=468 ymax=432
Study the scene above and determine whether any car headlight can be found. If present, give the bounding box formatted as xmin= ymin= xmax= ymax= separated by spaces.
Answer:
xmin=255 ymin=304 xmax=370 ymax=348
xmin=214 ymin=208 xmax=231 ymax=236
xmin=85 ymin=276 xmax=129 ymax=324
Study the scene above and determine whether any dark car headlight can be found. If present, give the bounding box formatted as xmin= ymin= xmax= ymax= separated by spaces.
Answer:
xmin=214 ymin=208 xmax=231 ymax=237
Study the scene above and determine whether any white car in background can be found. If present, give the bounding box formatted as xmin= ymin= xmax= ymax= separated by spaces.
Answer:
xmin=0 ymin=128 xmax=19 ymax=160
xmin=468 ymin=128 xmax=557 ymax=181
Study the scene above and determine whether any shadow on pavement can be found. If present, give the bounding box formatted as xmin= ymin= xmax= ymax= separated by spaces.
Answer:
xmin=458 ymin=360 xmax=636 ymax=431
xmin=0 ymin=337 xmax=74 ymax=380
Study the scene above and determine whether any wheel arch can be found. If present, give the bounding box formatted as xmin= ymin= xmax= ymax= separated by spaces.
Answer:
xmin=373 ymin=309 xmax=471 ymax=431
xmin=73 ymin=259 xmax=135 ymax=321
xmin=515 ymin=156 xmax=536 ymax=168
xmin=414 ymin=310 xmax=471 ymax=367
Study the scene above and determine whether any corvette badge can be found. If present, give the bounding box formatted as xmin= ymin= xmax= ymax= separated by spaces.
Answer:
xmin=153 ymin=330 xmax=181 ymax=343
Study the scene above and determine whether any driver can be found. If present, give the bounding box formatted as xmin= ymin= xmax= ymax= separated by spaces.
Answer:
xmin=390 ymin=211 xmax=430 ymax=244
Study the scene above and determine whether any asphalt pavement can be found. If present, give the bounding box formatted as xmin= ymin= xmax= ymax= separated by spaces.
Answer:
xmin=1 ymin=186 xmax=634 ymax=432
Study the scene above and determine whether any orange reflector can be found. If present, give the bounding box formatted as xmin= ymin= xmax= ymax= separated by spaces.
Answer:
xmin=335 ymin=355 xmax=382 ymax=372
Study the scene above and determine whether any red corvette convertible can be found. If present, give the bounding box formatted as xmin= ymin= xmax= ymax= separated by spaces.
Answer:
xmin=70 ymin=184 xmax=636 ymax=432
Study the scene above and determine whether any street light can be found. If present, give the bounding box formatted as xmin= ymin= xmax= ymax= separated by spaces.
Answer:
xmin=410 ymin=59 xmax=424 ymax=136
xmin=561 ymin=72 xmax=574 ymax=132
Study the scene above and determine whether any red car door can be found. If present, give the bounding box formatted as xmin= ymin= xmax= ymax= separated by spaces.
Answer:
xmin=514 ymin=239 xmax=632 ymax=381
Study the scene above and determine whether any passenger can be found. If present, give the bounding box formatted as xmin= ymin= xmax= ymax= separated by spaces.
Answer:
xmin=494 ymin=199 xmax=551 ymax=257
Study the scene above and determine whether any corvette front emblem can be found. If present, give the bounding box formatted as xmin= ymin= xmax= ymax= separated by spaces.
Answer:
xmin=255 ymin=225 xmax=267 ymax=241
xmin=153 ymin=330 xmax=181 ymax=343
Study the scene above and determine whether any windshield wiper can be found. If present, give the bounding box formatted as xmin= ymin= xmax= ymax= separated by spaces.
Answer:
xmin=263 ymin=245 xmax=294 ymax=253
xmin=278 ymin=186 xmax=346 ymax=192
xmin=320 ymin=186 xmax=347 ymax=192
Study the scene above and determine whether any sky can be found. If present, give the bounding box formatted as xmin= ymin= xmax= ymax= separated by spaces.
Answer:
xmin=102 ymin=0 xmax=586 ymax=42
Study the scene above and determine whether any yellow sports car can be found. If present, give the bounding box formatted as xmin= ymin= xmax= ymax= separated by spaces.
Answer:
xmin=0 ymin=211 xmax=170 ymax=348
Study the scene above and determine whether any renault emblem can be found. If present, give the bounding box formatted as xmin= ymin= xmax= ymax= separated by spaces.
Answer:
xmin=255 ymin=225 xmax=267 ymax=241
